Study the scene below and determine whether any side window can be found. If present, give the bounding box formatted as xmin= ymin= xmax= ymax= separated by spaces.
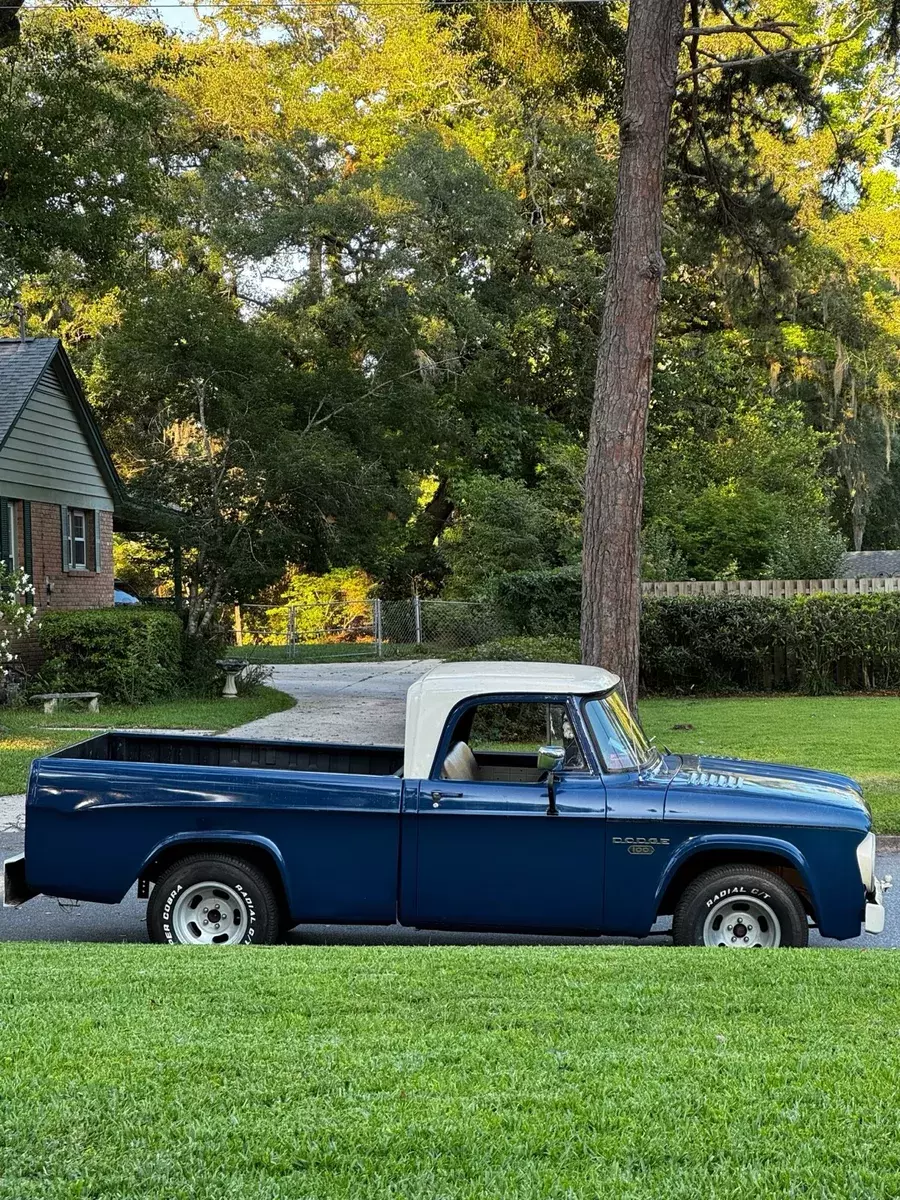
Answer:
xmin=67 ymin=508 xmax=87 ymax=570
xmin=6 ymin=501 xmax=17 ymax=571
xmin=441 ymin=701 xmax=586 ymax=782
xmin=468 ymin=702 xmax=553 ymax=754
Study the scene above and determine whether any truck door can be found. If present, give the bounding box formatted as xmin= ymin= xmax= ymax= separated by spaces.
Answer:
xmin=408 ymin=697 xmax=607 ymax=933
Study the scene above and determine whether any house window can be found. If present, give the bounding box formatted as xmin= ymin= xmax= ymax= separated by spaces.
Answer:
xmin=68 ymin=509 xmax=87 ymax=570
xmin=6 ymin=501 xmax=17 ymax=571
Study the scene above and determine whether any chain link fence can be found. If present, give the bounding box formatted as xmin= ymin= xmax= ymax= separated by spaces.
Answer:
xmin=231 ymin=597 xmax=507 ymax=662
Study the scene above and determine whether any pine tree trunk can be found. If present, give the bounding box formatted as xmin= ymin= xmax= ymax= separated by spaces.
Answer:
xmin=581 ymin=0 xmax=685 ymax=705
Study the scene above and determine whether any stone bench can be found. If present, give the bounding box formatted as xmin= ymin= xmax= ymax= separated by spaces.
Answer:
xmin=32 ymin=692 xmax=100 ymax=715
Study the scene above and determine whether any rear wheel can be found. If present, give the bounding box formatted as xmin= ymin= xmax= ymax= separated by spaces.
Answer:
xmin=673 ymin=864 xmax=809 ymax=948
xmin=147 ymin=854 xmax=280 ymax=945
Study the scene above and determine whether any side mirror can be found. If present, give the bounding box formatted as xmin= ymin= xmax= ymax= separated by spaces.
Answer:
xmin=537 ymin=745 xmax=564 ymax=816
xmin=537 ymin=745 xmax=565 ymax=773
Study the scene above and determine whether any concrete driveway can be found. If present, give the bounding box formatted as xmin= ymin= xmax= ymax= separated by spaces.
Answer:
xmin=230 ymin=660 xmax=439 ymax=744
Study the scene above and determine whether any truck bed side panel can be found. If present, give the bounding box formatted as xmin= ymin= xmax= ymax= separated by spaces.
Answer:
xmin=25 ymin=758 xmax=403 ymax=923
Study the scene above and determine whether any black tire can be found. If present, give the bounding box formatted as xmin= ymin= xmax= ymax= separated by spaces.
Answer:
xmin=672 ymin=863 xmax=809 ymax=948
xmin=146 ymin=853 xmax=281 ymax=945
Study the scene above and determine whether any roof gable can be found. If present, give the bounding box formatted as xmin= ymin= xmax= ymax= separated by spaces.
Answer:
xmin=0 ymin=338 xmax=121 ymax=504
xmin=0 ymin=338 xmax=58 ymax=446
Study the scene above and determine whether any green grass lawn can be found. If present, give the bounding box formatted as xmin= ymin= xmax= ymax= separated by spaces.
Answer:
xmin=0 ymin=685 xmax=294 ymax=796
xmin=0 ymin=943 xmax=898 ymax=1199
xmin=642 ymin=695 xmax=900 ymax=833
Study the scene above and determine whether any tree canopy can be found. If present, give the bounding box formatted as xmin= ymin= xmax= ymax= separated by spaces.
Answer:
xmin=3 ymin=0 xmax=899 ymax=611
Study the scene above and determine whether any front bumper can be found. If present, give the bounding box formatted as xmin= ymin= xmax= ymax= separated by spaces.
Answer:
xmin=864 ymin=875 xmax=890 ymax=935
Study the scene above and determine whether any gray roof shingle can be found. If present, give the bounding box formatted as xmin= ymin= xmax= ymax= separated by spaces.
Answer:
xmin=839 ymin=550 xmax=900 ymax=577
xmin=0 ymin=337 xmax=60 ymax=447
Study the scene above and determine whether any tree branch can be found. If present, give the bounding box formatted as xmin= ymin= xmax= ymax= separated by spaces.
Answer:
xmin=711 ymin=0 xmax=795 ymax=56
xmin=675 ymin=32 xmax=860 ymax=84
xmin=681 ymin=21 xmax=796 ymax=39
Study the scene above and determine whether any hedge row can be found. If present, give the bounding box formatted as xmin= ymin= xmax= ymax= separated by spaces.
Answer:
xmin=38 ymin=609 xmax=185 ymax=703
xmin=494 ymin=568 xmax=900 ymax=693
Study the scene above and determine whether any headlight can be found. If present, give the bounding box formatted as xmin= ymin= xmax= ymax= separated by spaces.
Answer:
xmin=856 ymin=831 xmax=877 ymax=892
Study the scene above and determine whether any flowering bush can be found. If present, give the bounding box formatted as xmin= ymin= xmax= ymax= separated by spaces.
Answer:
xmin=0 ymin=565 xmax=37 ymax=691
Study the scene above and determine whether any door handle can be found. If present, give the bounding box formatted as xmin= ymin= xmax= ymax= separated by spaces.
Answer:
xmin=430 ymin=790 xmax=463 ymax=806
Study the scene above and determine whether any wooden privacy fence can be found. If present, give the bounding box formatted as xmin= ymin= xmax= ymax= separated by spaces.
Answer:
xmin=641 ymin=577 xmax=900 ymax=599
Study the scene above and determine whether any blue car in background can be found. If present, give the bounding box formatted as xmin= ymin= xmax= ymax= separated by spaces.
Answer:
xmin=3 ymin=662 xmax=888 ymax=947
xmin=113 ymin=581 xmax=141 ymax=605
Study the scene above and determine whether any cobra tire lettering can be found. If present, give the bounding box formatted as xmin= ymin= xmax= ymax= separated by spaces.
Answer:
xmin=161 ymin=883 xmax=183 ymax=944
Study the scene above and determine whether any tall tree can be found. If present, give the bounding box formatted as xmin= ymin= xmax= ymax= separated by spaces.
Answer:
xmin=580 ymin=0 xmax=891 ymax=701
xmin=581 ymin=0 xmax=685 ymax=702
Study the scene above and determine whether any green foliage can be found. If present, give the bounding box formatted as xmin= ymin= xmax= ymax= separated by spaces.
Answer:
xmin=455 ymin=634 xmax=579 ymax=663
xmin=761 ymin=519 xmax=846 ymax=580
xmin=641 ymin=593 xmax=900 ymax=695
xmin=112 ymin=536 xmax=171 ymax=599
xmin=640 ymin=596 xmax=779 ymax=693
xmin=38 ymin=608 xmax=183 ymax=703
xmin=85 ymin=271 xmax=391 ymax=634
xmin=257 ymin=568 xmax=374 ymax=645
xmin=0 ymin=12 xmax=180 ymax=295
xmin=676 ymin=483 xmax=787 ymax=580
xmin=496 ymin=573 xmax=900 ymax=695
xmin=646 ymin=352 xmax=835 ymax=579
xmin=494 ymin=566 xmax=581 ymax=636
xmin=640 ymin=523 xmax=688 ymax=582
xmin=440 ymin=475 xmax=574 ymax=598
xmin=7 ymin=0 xmax=900 ymax=606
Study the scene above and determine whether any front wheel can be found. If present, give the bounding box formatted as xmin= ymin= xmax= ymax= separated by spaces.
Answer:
xmin=147 ymin=854 xmax=280 ymax=945
xmin=673 ymin=864 xmax=809 ymax=948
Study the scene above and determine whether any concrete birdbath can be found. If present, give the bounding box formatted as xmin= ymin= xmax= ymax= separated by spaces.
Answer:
xmin=216 ymin=658 xmax=249 ymax=699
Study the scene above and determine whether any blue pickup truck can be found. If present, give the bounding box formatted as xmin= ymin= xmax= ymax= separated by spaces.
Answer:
xmin=4 ymin=662 xmax=888 ymax=947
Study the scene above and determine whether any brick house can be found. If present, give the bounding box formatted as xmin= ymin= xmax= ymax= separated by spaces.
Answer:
xmin=0 ymin=337 xmax=121 ymax=613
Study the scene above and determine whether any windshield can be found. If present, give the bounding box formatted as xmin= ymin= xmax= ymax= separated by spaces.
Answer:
xmin=584 ymin=687 xmax=660 ymax=772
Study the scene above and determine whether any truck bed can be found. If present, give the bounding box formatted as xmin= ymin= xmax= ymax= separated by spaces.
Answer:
xmin=49 ymin=731 xmax=404 ymax=777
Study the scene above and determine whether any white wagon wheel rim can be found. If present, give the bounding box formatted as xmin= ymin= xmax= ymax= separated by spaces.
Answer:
xmin=171 ymin=881 xmax=249 ymax=945
xmin=702 ymin=896 xmax=782 ymax=948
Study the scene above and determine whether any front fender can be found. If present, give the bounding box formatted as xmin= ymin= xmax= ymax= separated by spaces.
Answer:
xmin=138 ymin=831 xmax=293 ymax=910
xmin=655 ymin=832 xmax=819 ymax=918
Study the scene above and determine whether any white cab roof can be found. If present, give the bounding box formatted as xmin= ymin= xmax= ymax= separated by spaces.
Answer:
xmin=403 ymin=660 xmax=619 ymax=779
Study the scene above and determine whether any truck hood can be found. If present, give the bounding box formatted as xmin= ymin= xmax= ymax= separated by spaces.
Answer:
xmin=670 ymin=753 xmax=869 ymax=821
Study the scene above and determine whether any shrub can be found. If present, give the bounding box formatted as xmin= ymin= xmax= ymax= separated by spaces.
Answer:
xmin=455 ymin=635 xmax=580 ymax=663
xmin=38 ymin=608 xmax=184 ymax=703
xmin=494 ymin=567 xmax=581 ymax=636
xmin=181 ymin=623 xmax=229 ymax=697
xmin=761 ymin=519 xmax=846 ymax=580
xmin=489 ymin=578 xmax=900 ymax=694
xmin=0 ymin=565 xmax=37 ymax=698
xmin=641 ymin=596 xmax=780 ymax=693
xmin=440 ymin=475 xmax=571 ymax=599
xmin=641 ymin=593 xmax=900 ymax=694
xmin=257 ymin=567 xmax=374 ymax=645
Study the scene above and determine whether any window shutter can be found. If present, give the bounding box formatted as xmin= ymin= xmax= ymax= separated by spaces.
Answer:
xmin=22 ymin=502 xmax=32 ymax=578
xmin=60 ymin=506 xmax=69 ymax=571
xmin=93 ymin=509 xmax=102 ymax=573
xmin=0 ymin=498 xmax=10 ymax=572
